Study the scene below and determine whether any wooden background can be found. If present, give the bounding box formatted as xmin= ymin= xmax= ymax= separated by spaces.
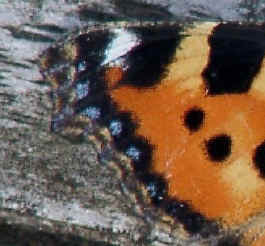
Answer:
xmin=0 ymin=0 xmax=264 ymax=245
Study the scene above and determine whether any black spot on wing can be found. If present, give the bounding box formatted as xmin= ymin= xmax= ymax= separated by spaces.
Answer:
xmin=253 ymin=140 xmax=265 ymax=178
xmin=205 ymin=134 xmax=232 ymax=162
xmin=203 ymin=23 xmax=265 ymax=95
xmin=184 ymin=107 xmax=205 ymax=132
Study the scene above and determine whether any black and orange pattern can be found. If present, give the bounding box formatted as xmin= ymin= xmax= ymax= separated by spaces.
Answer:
xmin=39 ymin=21 xmax=265 ymax=245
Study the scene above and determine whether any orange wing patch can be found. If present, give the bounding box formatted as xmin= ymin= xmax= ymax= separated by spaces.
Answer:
xmin=110 ymin=84 xmax=265 ymax=225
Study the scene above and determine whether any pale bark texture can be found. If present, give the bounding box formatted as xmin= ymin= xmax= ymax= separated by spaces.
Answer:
xmin=0 ymin=0 xmax=264 ymax=245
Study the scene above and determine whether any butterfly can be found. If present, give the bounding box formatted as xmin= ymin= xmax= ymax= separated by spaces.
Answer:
xmin=39 ymin=21 xmax=265 ymax=246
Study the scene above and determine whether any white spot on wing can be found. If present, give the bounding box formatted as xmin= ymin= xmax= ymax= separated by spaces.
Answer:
xmin=109 ymin=120 xmax=122 ymax=136
xmin=77 ymin=60 xmax=87 ymax=72
xmin=102 ymin=29 xmax=140 ymax=65
xmin=81 ymin=106 xmax=101 ymax=119
xmin=126 ymin=146 xmax=141 ymax=161
xmin=76 ymin=82 xmax=89 ymax=100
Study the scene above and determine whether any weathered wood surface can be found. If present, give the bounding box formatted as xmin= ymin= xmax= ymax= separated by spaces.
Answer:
xmin=0 ymin=0 xmax=264 ymax=245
